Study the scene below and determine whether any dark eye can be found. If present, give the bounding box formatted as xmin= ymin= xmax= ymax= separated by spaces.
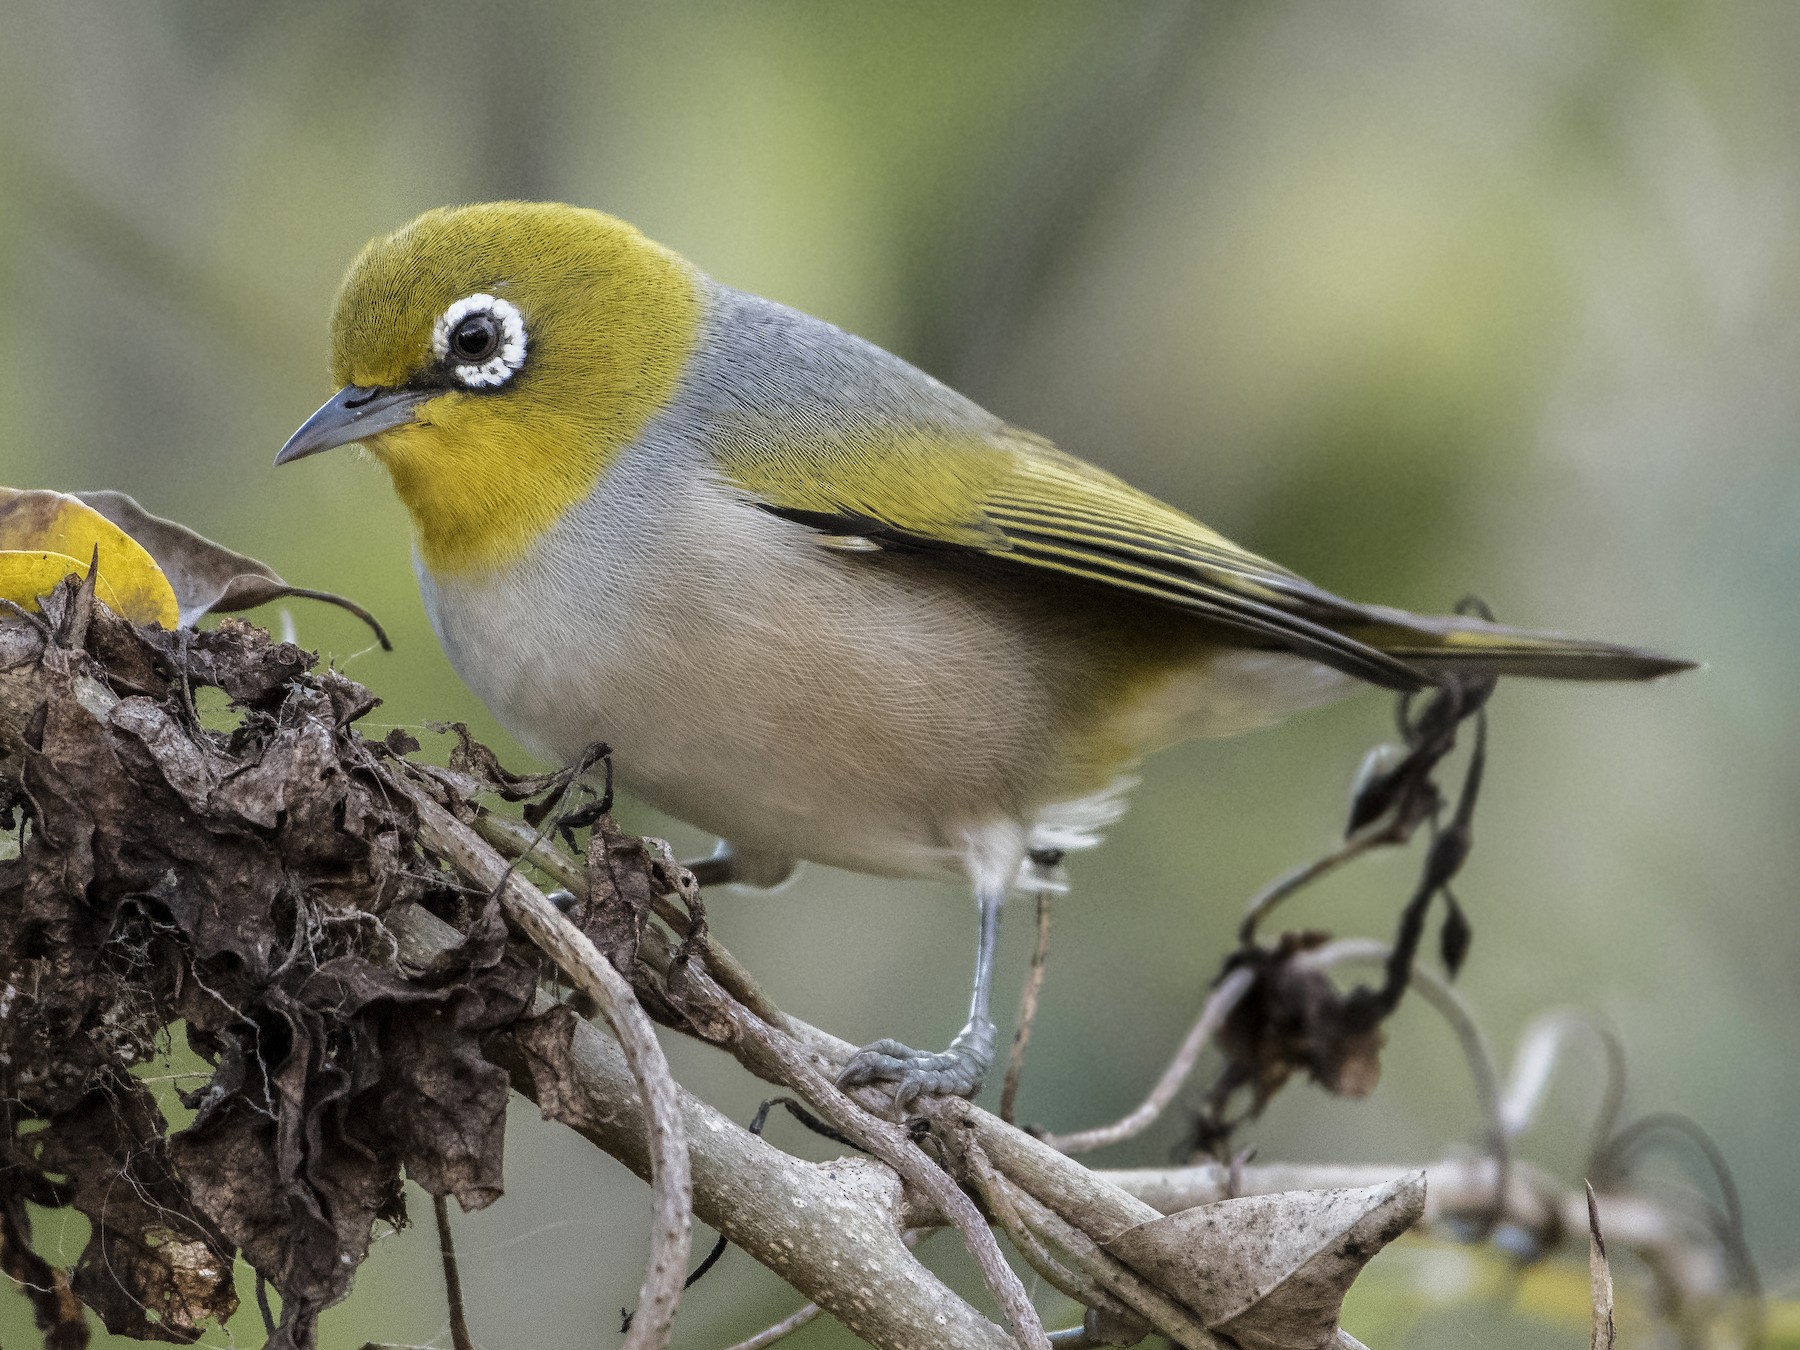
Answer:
xmin=435 ymin=293 xmax=526 ymax=387
xmin=449 ymin=312 xmax=500 ymax=363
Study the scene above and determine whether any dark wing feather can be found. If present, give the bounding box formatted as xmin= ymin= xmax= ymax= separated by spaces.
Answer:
xmin=736 ymin=427 xmax=1430 ymax=692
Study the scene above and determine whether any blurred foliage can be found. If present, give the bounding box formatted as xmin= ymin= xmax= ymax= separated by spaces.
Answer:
xmin=3 ymin=1 xmax=1797 ymax=1346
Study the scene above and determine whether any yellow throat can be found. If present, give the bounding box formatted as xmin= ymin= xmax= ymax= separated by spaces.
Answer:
xmin=326 ymin=203 xmax=704 ymax=575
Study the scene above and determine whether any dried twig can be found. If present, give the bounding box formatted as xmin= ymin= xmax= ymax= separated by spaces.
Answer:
xmin=965 ymin=1139 xmax=1135 ymax=1327
xmin=1500 ymin=1010 xmax=1627 ymax=1169
xmin=1602 ymin=1113 xmax=1747 ymax=1240
xmin=1296 ymin=939 xmax=1504 ymax=1157
xmin=1236 ymin=819 xmax=1398 ymax=943
xmin=666 ymin=963 xmax=1051 ymax=1350
xmin=1587 ymin=1182 xmax=1616 ymax=1350
xmin=1000 ymin=886 xmax=1054 ymax=1124
xmin=719 ymin=1301 xmax=824 ymax=1350
xmin=475 ymin=808 xmax=787 ymax=1027
xmin=1044 ymin=966 xmax=1255 ymax=1155
xmin=431 ymin=1195 xmax=476 ymax=1350
xmin=398 ymin=781 xmax=693 ymax=1350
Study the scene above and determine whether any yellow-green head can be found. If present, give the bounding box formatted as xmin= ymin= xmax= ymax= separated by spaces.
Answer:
xmin=278 ymin=202 xmax=702 ymax=574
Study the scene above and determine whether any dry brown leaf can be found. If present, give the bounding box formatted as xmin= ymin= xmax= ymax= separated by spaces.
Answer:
xmin=1103 ymin=1174 xmax=1425 ymax=1350
xmin=0 ymin=604 xmax=525 ymax=1348
xmin=76 ymin=489 xmax=389 ymax=646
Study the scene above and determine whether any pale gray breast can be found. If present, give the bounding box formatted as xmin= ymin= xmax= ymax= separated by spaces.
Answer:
xmin=417 ymin=284 xmax=1105 ymax=876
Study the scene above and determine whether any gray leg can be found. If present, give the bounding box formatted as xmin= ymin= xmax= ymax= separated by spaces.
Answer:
xmin=838 ymin=882 xmax=1004 ymax=1110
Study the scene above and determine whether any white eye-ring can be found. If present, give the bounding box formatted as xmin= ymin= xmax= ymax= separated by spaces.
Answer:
xmin=432 ymin=293 xmax=527 ymax=388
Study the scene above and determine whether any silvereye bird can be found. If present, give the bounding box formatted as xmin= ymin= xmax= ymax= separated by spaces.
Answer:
xmin=278 ymin=202 xmax=1691 ymax=1106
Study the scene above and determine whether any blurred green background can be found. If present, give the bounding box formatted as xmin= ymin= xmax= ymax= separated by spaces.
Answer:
xmin=3 ymin=1 xmax=1797 ymax=1346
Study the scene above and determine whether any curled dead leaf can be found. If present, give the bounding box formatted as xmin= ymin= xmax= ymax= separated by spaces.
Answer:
xmin=1103 ymin=1174 xmax=1425 ymax=1350
xmin=1194 ymin=933 xmax=1388 ymax=1157
xmin=77 ymin=490 xmax=389 ymax=647
xmin=0 ymin=488 xmax=179 ymax=626
xmin=0 ymin=605 xmax=513 ymax=1347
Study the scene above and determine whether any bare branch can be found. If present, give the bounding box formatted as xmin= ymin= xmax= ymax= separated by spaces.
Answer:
xmin=476 ymin=806 xmax=788 ymax=1026
xmin=1006 ymin=1185 xmax=1226 ymax=1348
xmin=1044 ymin=966 xmax=1255 ymax=1156
xmin=389 ymin=904 xmax=1020 ymax=1350
xmin=655 ymin=961 xmax=1051 ymax=1350
xmin=719 ymin=1301 xmax=822 ymax=1350
xmin=1100 ymin=1157 xmax=1736 ymax=1313
xmin=431 ymin=1196 xmax=475 ymax=1350
xmin=1237 ymin=820 xmax=1397 ymax=943
xmin=1000 ymin=886 xmax=1053 ymax=1124
xmin=719 ymin=1229 xmax=928 ymax=1350
xmin=398 ymin=779 xmax=693 ymax=1350
xmin=965 ymin=1140 xmax=1138 ymax=1329
xmin=1501 ymin=1011 xmax=1627 ymax=1169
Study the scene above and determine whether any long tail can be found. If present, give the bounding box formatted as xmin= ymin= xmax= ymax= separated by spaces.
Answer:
xmin=1341 ymin=603 xmax=1697 ymax=683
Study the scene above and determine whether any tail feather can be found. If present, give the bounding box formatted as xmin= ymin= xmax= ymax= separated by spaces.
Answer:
xmin=1342 ymin=604 xmax=1698 ymax=683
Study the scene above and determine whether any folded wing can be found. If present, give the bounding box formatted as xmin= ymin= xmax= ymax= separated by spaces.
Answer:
xmin=724 ymin=426 xmax=1690 ymax=689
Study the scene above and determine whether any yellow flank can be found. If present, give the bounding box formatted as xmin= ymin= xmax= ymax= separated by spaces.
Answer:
xmin=1065 ymin=636 xmax=1210 ymax=784
xmin=328 ymin=203 xmax=703 ymax=575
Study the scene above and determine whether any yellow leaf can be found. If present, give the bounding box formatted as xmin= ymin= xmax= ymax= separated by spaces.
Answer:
xmin=0 ymin=549 xmax=127 ymax=618
xmin=0 ymin=488 xmax=179 ymax=627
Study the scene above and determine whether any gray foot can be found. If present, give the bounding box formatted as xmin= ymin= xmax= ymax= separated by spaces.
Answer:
xmin=837 ymin=1019 xmax=995 ymax=1112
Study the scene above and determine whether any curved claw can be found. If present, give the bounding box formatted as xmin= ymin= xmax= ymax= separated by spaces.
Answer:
xmin=837 ymin=1022 xmax=995 ymax=1112
xmin=842 ymin=886 xmax=1004 ymax=1112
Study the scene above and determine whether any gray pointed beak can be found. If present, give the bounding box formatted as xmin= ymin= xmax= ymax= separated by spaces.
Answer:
xmin=275 ymin=385 xmax=432 ymax=466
